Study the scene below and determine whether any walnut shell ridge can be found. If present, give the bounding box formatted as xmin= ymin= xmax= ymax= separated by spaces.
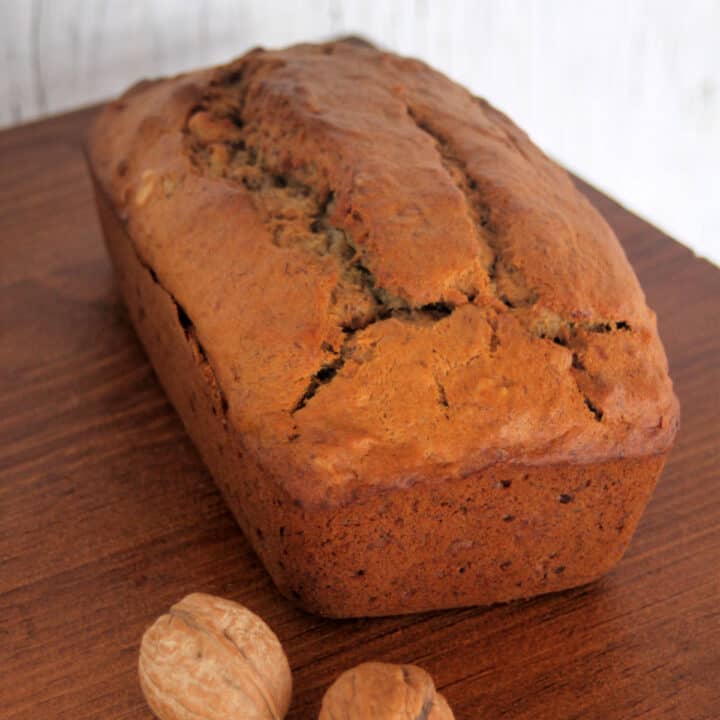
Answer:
xmin=139 ymin=593 xmax=292 ymax=720
xmin=319 ymin=661 xmax=454 ymax=719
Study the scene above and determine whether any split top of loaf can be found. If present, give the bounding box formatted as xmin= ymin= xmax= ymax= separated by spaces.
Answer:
xmin=88 ymin=39 xmax=678 ymax=507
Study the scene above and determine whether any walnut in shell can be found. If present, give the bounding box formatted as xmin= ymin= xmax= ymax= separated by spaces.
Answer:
xmin=139 ymin=593 xmax=292 ymax=720
xmin=319 ymin=661 xmax=454 ymax=719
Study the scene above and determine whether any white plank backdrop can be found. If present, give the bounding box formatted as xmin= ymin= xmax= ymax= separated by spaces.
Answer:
xmin=1 ymin=0 xmax=718 ymax=265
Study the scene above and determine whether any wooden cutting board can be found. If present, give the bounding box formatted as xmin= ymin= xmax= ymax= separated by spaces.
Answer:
xmin=1 ymin=107 xmax=718 ymax=720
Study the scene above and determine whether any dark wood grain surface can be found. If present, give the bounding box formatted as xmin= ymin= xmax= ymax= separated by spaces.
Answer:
xmin=1 ymin=108 xmax=718 ymax=720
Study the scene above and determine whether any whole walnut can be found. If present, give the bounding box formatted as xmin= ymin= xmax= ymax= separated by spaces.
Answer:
xmin=319 ymin=661 xmax=454 ymax=719
xmin=139 ymin=593 xmax=292 ymax=720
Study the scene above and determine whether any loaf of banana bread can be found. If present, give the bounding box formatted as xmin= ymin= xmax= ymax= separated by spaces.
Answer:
xmin=87 ymin=38 xmax=678 ymax=617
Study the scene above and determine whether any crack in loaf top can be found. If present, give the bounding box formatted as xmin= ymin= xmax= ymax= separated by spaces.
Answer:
xmin=88 ymin=39 xmax=678 ymax=505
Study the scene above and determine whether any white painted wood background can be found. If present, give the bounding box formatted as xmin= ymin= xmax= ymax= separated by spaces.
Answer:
xmin=2 ymin=0 xmax=718 ymax=265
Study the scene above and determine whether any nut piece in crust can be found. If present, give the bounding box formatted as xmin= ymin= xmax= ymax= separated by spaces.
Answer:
xmin=319 ymin=661 xmax=454 ymax=719
xmin=139 ymin=593 xmax=292 ymax=720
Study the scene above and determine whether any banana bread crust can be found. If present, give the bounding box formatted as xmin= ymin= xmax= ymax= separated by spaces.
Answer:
xmin=88 ymin=39 xmax=678 ymax=616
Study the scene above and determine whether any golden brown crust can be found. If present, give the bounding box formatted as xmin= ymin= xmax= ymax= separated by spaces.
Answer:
xmin=88 ymin=40 xmax=678 ymax=507
xmin=88 ymin=39 xmax=678 ymax=615
xmin=92 ymin=172 xmax=671 ymax=616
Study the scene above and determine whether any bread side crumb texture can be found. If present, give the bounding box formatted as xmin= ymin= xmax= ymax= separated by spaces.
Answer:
xmin=88 ymin=39 xmax=678 ymax=507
